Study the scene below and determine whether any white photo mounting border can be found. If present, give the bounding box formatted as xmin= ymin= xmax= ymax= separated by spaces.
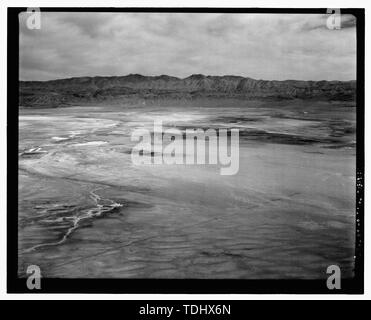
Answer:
xmin=7 ymin=7 xmax=365 ymax=294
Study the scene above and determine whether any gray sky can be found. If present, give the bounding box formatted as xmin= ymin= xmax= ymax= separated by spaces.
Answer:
xmin=19 ymin=12 xmax=357 ymax=81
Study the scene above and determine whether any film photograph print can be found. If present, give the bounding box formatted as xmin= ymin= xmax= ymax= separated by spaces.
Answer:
xmin=8 ymin=7 xmax=364 ymax=294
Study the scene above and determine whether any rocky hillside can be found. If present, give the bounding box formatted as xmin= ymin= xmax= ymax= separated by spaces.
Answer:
xmin=19 ymin=74 xmax=356 ymax=107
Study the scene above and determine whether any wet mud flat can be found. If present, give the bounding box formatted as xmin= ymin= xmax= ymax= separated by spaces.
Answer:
xmin=18 ymin=99 xmax=356 ymax=278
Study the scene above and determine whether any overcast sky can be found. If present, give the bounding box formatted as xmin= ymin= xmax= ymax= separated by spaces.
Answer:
xmin=19 ymin=12 xmax=357 ymax=81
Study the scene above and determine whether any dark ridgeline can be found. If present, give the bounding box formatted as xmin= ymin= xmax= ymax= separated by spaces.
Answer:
xmin=19 ymin=74 xmax=356 ymax=107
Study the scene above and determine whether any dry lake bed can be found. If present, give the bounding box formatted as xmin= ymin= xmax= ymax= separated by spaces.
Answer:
xmin=18 ymin=99 xmax=356 ymax=279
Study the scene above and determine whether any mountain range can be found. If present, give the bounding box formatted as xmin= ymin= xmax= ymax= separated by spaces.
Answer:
xmin=19 ymin=74 xmax=356 ymax=107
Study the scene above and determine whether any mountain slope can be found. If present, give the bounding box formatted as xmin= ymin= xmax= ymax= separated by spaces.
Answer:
xmin=19 ymin=74 xmax=356 ymax=107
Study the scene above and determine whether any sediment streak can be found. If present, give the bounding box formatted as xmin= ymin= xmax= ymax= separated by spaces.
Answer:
xmin=22 ymin=189 xmax=123 ymax=253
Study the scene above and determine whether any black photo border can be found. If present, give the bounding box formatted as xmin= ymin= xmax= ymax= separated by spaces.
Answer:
xmin=7 ymin=7 xmax=365 ymax=294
